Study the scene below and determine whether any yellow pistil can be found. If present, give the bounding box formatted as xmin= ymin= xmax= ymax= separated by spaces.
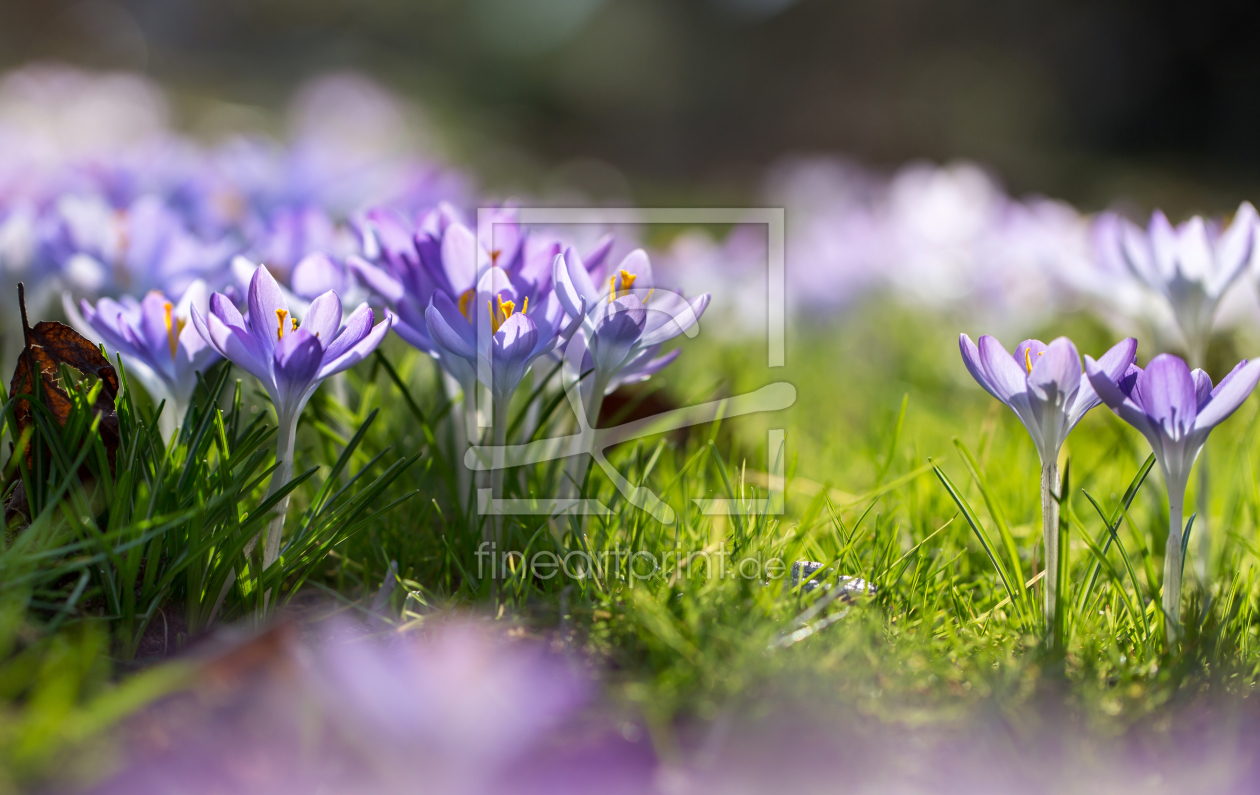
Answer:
xmin=458 ymin=288 xmax=476 ymax=319
xmin=291 ymin=317 xmax=299 ymax=332
xmin=644 ymin=287 xmax=655 ymax=304
xmin=163 ymin=301 xmax=185 ymax=360
xmin=1024 ymin=348 xmax=1043 ymax=374
xmin=608 ymin=269 xmax=638 ymax=302
xmin=276 ymin=308 xmax=289 ymax=340
xmin=488 ymin=295 xmax=517 ymax=333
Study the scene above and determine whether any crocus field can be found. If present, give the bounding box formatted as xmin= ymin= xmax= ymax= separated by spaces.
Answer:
xmin=9 ymin=66 xmax=1260 ymax=794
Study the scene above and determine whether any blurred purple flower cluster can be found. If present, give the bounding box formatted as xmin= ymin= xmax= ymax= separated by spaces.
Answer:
xmin=88 ymin=618 xmax=1260 ymax=795
xmin=0 ymin=64 xmax=712 ymax=452
xmin=8 ymin=62 xmax=1260 ymax=477
xmin=0 ymin=65 xmax=469 ymax=381
xmin=93 ymin=620 xmax=656 ymax=795
xmin=660 ymin=156 xmax=1260 ymax=353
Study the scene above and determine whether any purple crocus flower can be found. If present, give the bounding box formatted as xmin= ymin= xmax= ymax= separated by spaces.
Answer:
xmin=192 ymin=262 xmax=391 ymax=569
xmin=959 ymin=333 xmax=1137 ymax=640
xmin=553 ymin=247 xmax=709 ymax=412
xmin=49 ymin=193 xmax=237 ymax=299
xmin=1086 ymin=352 xmax=1260 ymax=640
xmin=1105 ymin=202 xmax=1257 ymax=366
xmin=351 ymin=204 xmax=579 ymax=512
xmin=230 ymin=250 xmax=369 ymax=320
xmin=959 ymin=335 xmax=1138 ymax=465
xmin=347 ymin=204 xmax=479 ymax=364
xmin=550 ymin=247 xmax=709 ymax=504
xmin=425 ymin=265 xmax=582 ymax=407
xmin=290 ymin=251 xmax=364 ymax=304
xmin=80 ymin=281 xmax=219 ymax=440
xmin=348 ymin=203 xmax=543 ymax=373
xmin=242 ymin=204 xmax=355 ymax=273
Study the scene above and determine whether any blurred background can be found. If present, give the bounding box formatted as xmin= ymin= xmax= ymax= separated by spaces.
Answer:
xmin=3 ymin=0 xmax=1259 ymax=214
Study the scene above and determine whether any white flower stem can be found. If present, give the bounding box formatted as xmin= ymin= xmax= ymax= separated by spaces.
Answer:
xmin=485 ymin=396 xmax=510 ymax=599
xmin=1164 ymin=493 xmax=1184 ymax=645
xmin=490 ymin=398 xmax=509 ymax=543
xmin=458 ymin=387 xmax=477 ymax=515
xmin=1041 ymin=460 xmax=1060 ymax=644
xmin=565 ymin=374 xmax=609 ymax=500
xmin=1190 ymin=339 xmax=1211 ymax=584
xmin=261 ymin=416 xmax=298 ymax=570
xmin=207 ymin=413 xmax=296 ymax=626
xmin=1195 ymin=451 xmax=1210 ymax=583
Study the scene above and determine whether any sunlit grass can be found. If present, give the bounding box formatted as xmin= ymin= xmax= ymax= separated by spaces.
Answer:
xmin=5 ymin=300 xmax=1260 ymax=788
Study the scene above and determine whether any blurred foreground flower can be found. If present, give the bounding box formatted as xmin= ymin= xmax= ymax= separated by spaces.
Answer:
xmin=90 ymin=620 xmax=655 ymax=795
xmin=960 ymin=333 xmax=1136 ymax=639
xmin=1087 ymin=353 xmax=1260 ymax=642
xmin=192 ymin=264 xmax=390 ymax=571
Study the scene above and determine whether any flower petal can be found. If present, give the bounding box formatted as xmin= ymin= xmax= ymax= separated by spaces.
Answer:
xmin=83 ymin=298 xmax=138 ymax=354
xmin=555 ymin=247 xmax=600 ymax=314
xmin=301 ymin=291 xmax=343 ymax=345
xmin=1118 ymin=216 xmax=1159 ymax=288
xmin=273 ymin=328 xmax=323 ymax=409
xmin=291 ymin=253 xmax=346 ymax=300
xmin=1191 ymin=369 xmax=1214 ymax=409
xmin=1147 ymin=210 xmax=1179 ymax=283
xmin=959 ymin=334 xmax=1002 ymax=401
xmin=346 ymin=255 xmax=406 ymax=305
xmin=206 ymin=309 xmax=271 ymax=383
xmin=490 ymin=313 xmax=539 ymax=399
xmin=1209 ymin=201 xmax=1257 ymax=296
xmin=362 ymin=208 xmax=415 ymax=263
xmin=317 ymin=315 xmax=393 ymax=380
xmin=583 ymin=235 xmax=615 ymax=279
xmin=174 ymin=280 xmax=209 ymax=320
xmin=613 ymin=348 xmax=681 ymax=388
xmin=552 ymin=250 xmax=588 ymax=320
xmin=1027 ymin=337 xmax=1081 ymax=408
xmin=1174 ymin=216 xmax=1213 ymax=284
xmin=638 ymin=293 xmax=709 ymax=347
xmin=246 ymin=263 xmax=288 ymax=356
xmin=425 ymin=291 xmax=477 ymax=361
xmin=616 ymin=248 xmax=654 ymax=287
xmin=323 ymin=304 xmax=373 ymax=362
xmin=1071 ymin=337 xmax=1138 ymax=424
xmin=1195 ymin=359 xmax=1260 ymax=431
xmin=386 ymin=307 xmax=435 ymax=355
xmin=441 ymin=222 xmax=480 ymax=295
xmin=590 ymin=295 xmax=647 ymax=374
xmin=976 ymin=335 xmax=1026 ymax=404
xmin=1136 ymin=353 xmax=1198 ymax=437
xmin=1085 ymin=356 xmax=1158 ymax=439
xmin=1012 ymin=339 xmax=1048 ymax=370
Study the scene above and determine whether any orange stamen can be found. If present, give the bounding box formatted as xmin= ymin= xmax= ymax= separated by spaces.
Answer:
xmin=163 ymin=302 xmax=182 ymax=360
xmin=458 ymin=288 xmax=476 ymax=319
